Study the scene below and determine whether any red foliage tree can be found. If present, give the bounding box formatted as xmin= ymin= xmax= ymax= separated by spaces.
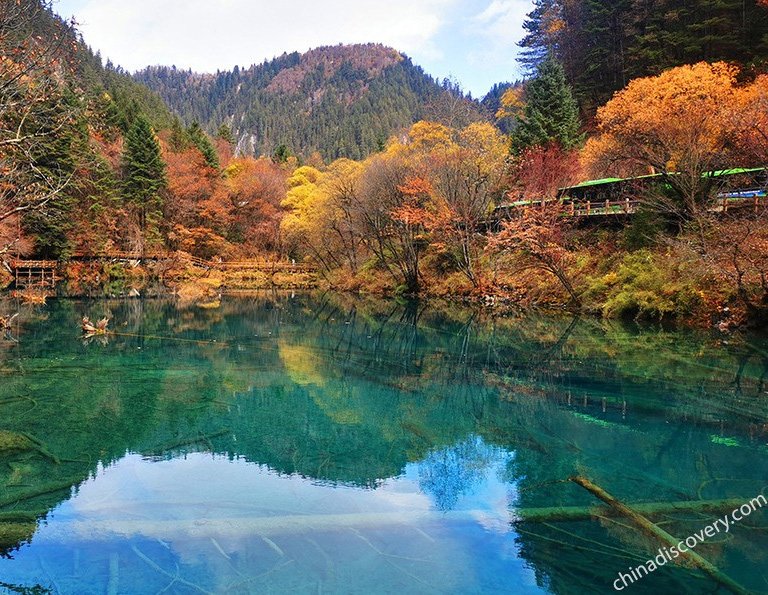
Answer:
xmin=510 ymin=143 xmax=582 ymax=200
xmin=225 ymin=158 xmax=288 ymax=256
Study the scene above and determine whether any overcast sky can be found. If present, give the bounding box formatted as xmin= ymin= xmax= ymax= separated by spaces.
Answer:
xmin=53 ymin=0 xmax=534 ymax=98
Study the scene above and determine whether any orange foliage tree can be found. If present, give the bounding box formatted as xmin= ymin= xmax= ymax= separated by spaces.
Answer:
xmin=583 ymin=62 xmax=746 ymax=222
xmin=510 ymin=143 xmax=581 ymax=200
xmin=225 ymin=157 xmax=287 ymax=256
xmin=164 ymin=146 xmax=231 ymax=258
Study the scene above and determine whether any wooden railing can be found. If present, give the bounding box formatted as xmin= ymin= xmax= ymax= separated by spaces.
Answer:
xmin=8 ymin=259 xmax=58 ymax=269
xmin=566 ymin=198 xmax=642 ymax=217
xmin=188 ymin=258 xmax=317 ymax=274
xmin=495 ymin=192 xmax=766 ymax=220
xmin=6 ymin=259 xmax=58 ymax=288
xmin=712 ymin=192 xmax=767 ymax=213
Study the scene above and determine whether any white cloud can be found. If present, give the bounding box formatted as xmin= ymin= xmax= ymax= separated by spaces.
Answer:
xmin=466 ymin=0 xmax=530 ymax=73
xmin=70 ymin=0 xmax=458 ymax=72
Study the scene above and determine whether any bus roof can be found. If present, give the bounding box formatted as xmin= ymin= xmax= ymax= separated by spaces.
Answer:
xmin=561 ymin=167 xmax=765 ymax=192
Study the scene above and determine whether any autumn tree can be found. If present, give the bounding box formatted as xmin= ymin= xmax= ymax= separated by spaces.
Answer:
xmin=357 ymin=151 xmax=426 ymax=293
xmin=215 ymin=123 xmax=235 ymax=167
xmin=510 ymin=143 xmax=581 ymax=201
xmin=582 ymin=62 xmax=745 ymax=224
xmin=225 ymin=157 xmax=287 ymax=255
xmin=424 ymin=77 xmax=485 ymax=129
xmin=489 ymin=205 xmax=581 ymax=306
xmin=164 ymin=144 xmax=230 ymax=258
xmin=0 ymin=0 xmax=80 ymax=255
xmin=282 ymin=160 xmax=368 ymax=275
xmin=426 ymin=122 xmax=508 ymax=286
xmin=281 ymin=166 xmax=327 ymax=267
xmin=318 ymin=159 xmax=366 ymax=272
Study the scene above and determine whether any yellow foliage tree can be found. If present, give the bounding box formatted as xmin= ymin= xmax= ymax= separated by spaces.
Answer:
xmin=426 ymin=122 xmax=508 ymax=286
xmin=280 ymin=121 xmax=507 ymax=292
xmin=495 ymin=86 xmax=525 ymax=121
xmin=281 ymin=161 xmax=365 ymax=273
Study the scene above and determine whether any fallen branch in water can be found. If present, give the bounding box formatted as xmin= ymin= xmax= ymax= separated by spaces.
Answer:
xmin=145 ymin=429 xmax=231 ymax=456
xmin=81 ymin=315 xmax=109 ymax=335
xmin=570 ymin=475 xmax=750 ymax=595
xmin=0 ymin=479 xmax=77 ymax=509
xmin=19 ymin=432 xmax=61 ymax=464
xmin=515 ymin=498 xmax=747 ymax=523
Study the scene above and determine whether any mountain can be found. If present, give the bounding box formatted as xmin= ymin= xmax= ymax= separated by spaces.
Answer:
xmin=134 ymin=44 xmax=487 ymax=161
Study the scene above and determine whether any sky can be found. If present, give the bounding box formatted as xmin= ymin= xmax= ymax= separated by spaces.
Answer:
xmin=53 ymin=0 xmax=535 ymax=98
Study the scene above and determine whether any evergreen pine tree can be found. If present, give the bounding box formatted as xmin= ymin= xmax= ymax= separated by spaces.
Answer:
xmin=22 ymin=91 xmax=81 ymax=258
xmin=168 ymin=117 xmax=190 ymax=152
xmin=518 ymin=0 xmax=562 ymax=73
xmin=188 ymin=121 xmax=220 ymax=169
xmin=122 ymin=115 xmax=167 ymax=236
xmin=272 ymin=144 xmax=292 ymax=163
xmin=511 ymin=54 xmax=582 ymax=154
xmin=574 ymin=0 xmax=631 ymax=110
xmin=216 ymin=123 xmax=235 ymax=144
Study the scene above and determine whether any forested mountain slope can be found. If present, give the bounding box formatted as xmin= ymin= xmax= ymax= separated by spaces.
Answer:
xmin=134 ymin=44 xmax=486 ymax=161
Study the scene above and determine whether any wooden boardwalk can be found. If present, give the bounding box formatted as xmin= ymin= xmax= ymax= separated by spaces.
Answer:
xmin=189 ymin=257 xmax=317 ymax=274
xmin=7 ymin=259 xmax=58 ymax=288
xmin=3 ymin=254 xmax=317 ymax=288
xmin=494 ymin=190 xmax=767 ymax=220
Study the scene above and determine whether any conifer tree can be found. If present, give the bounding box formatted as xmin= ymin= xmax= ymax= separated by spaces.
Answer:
xmin=272 ymin=144 xmax=292 ymax=164
xmin=21 ymin=91 xmax=81 ymax=258
xmin=511 ymin=54 xmax=582 ymax=154
xmin=122 ymin=115 xmax=167 ymax=235
xmin=217 ymin=123 xmax=235 ymax=145
xmin=168 ymin=117 xmax=190 ymax=152
xmin=188 ymin=121 xmax=220 ymax=169
xmin=518 ymin=0 xmax=562 ymax=73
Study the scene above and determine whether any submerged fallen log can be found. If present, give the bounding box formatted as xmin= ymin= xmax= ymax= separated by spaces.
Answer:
xmin=82 ymin=315 xmax=109 ymax=335
xmin=0 ymin=511 xmax=44 ymax=523
xmin=146 ymin=429 xmax=232 ymax=456
xmin=515 ymin=498 xmax=747 ymax=523
xmin=17 ymin=509 xmax=489 ymax=542
xmin=0 ymin=479 xmax=77 ymax=509
xmin=570 ymin=475 xmax=750 ymax=595
xmin=0 ymin=430 xmax=60 ymax=464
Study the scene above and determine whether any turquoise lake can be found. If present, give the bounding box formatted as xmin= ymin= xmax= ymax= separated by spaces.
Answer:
xmin=0 ymin=293 xmax=766 ymax=594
